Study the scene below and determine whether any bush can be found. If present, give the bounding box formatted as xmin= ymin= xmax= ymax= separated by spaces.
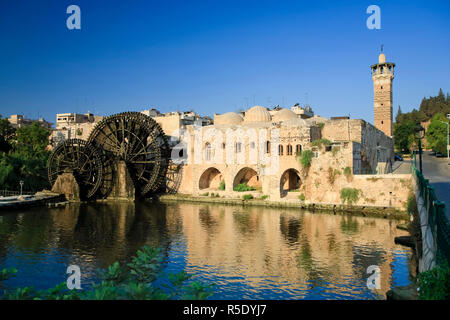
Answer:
xmin=260 ymin=195 xmax=269 ymax=200
xmin=406 ymin=194 xmax=418 ymax=216
xmin=311 ymin=139 xmax=331 ymax=149
xmin=242 ymin=194 xmax=254 ymax=200
xmin=298 ymin=194 xmax=306 ymax=201
xmin=299 ymin=150 xmax=313 ymax=168
xmin=0 ymin=246 xmax=214 ymax=300
xmin=218 ymin=181 xmax=225 ymax=191
xmin=340 ymin=188 xmax=361 ymax=205
xmin=201 ymin=192 xmax=209 ymax=196
xmin=343 ymin=166 xmax=352 ymax=177
xmin=327 ymin=167 xmax=341 ymax=185
xmin=233 ymin=183 xmax=255 ymax=192
xmin=417 ymin=261 xmax=450 ymax=300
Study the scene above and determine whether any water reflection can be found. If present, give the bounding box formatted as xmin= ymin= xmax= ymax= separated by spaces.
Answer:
xmin=0 ymin=202 xmax=413 ymax=299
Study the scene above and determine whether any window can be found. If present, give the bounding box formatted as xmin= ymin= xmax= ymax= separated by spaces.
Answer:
xmin=205 ymin=143 xmax=212 ymax=161
xmin=278 ymin=145 xmax=283 ymax=156
xmin=266 ymin=141 xmax=270 ymax=154
xmin=236 ymin=142 xmax=242 ymax=153
xmin=296 ymin=144 xmax=302 ymax=154
xmin=250 ymin=142 xmax=255 ymax=149
xmin=222 ymin=143 xmax=226 ymax=149
xmin=287 ymin=144 xmax=292 ymax=155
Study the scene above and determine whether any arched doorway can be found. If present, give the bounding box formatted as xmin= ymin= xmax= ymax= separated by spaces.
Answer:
xmin=199 ymin=167 xmax=223 ymax=190
xmin=233 ymin=167 xmax=261 ymax=189
xmin=280 ymin=169 xmax=301 ymax=198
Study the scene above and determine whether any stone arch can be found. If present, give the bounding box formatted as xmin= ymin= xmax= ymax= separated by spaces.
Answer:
xmin=280 ymin=168 xmax=301 ymax=198
xmin=233 ymin=167 xmax=261 ymax=189
xmin=199 ymin=167 xmax=223 ymax=190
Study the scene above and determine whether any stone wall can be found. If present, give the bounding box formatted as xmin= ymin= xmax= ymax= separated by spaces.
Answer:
xmin=322 ymin=119 xmax=394 ymax=174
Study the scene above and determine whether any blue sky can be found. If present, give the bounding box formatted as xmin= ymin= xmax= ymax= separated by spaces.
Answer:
xmin=0 ymin=0 xmax=449 ymax=126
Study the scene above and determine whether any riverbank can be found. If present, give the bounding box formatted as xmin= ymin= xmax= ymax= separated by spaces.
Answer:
xmin=158 ymin=194 xmax=409 ymax=220
xmin=0 ymin=191 xmax=65 ymax=212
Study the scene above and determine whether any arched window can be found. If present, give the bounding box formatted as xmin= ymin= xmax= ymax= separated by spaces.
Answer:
xmin=278 ymin=144 xmax=283 ymax=156
xmin=296 ymin=144 xmax=302 ymax=154
xmin=287 ymin=144 xmax=292 ymax=155
xmin=235 ymin=142 xmax=242 ymax=153
xmin=205 ymin=143 xmax=212 ymax=161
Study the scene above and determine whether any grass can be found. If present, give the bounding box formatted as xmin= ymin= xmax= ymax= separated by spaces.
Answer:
xmin=299 ymin=150 xmax=313 ymax=168
xmin=311 ymin=139 xmax=331 ymax=149
xmin=298 ymin=194 xmax=306 ymax=201
xmin=340 ymin=188 xmax=361 ymax=205
xmin=242 ymin=194 xmax=254 ymax=200
xmin=233 ymin=183 xmax=256 ymax=192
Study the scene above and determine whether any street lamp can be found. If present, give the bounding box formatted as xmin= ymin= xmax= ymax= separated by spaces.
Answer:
xmin=414 ymin=125 xmax=425 ymax=174
xmin=19 ymin=180 xmax=24 ymax=196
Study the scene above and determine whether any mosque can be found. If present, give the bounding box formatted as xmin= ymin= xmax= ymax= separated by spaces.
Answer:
xmin=175 ymin=53 xmax=399 ymax=204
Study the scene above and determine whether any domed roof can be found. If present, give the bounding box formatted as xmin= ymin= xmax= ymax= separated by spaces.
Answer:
xmin=214 ymin=112 xmax=243 ymax=125
xmin=244 ymin=106 xmax=271 ymax=123
xmin=272 ymin=108 xmax=297 ymax=122
xmin=378 ymin=53 xmax=386 ymax=64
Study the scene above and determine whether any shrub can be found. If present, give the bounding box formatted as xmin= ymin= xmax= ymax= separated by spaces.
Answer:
xmin=343 ymin=166 xmax=352 ymax=177
xmin=417 ymin=261 xmax=450 ymax=300
xmin=201 ymin=192 xmax=209 ymax=196
xmin=242 ymin=194 xmax=254 ymax=200
xmin=261 ymin=195 xmax=269 ymax=200
xmin=327 ymin=167 xmax=341 ymax=185
xmin=218 ymin=181 xmax=225 ymax=191
xmin=340 ymin=188 xmax=361 ymax=205
xmin=298 ymin=194 xmax=306 ymax=201
xmin=0 ymin=246 xmax=214 ymax=300
xmin=299 ymin=150 xmax=313 ymax=168
xmin=317 ymin=122 xmax=325 ymax=131
xmin=233 ymin=183 xmax=255 ymax=192
xmin=311 ymin=139 xmax=331 ymax=149
xmin=406 ymin=194 xmax=418 ymax=215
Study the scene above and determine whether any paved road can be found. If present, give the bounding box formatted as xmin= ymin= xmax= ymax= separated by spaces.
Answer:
xmin=421 ymin=153 xmax=450 ymax=219
xmin=392 ymin=154 xmax=450 ymax=219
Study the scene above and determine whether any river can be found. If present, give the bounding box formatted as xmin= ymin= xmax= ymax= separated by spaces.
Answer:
xmin=0 ymin=201 xmax=414 ymax=299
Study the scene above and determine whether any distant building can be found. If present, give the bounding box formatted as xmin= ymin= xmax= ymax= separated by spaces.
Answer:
xmin=8 ymin=114 xmax=52 ymax=129
xmin=51 ymin=111 xmax=103 ymax=147
xmin=140 ymin=108 xmax=212 ymax=144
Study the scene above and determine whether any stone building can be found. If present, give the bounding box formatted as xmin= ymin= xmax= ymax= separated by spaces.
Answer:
xmin=8 ymin=114 xmax=52 ymax=129
xmin=175 ymin=103 xmax=400 ymax=205
xmin=141 ymin=109 xmax=213 ymax=145
xmin=50 ymin=111 xmax=103 ymax=146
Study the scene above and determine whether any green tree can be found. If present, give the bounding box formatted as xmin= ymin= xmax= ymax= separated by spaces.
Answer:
xmin=0 ymin=115 xmax=16 ymax=153
xmin=393 ymin=120 xmax=415 ymax=153
xmin=426 ymin=113 xmax=449 ymax=155
xmin=0 ymin=122 xmax=51 ymax=192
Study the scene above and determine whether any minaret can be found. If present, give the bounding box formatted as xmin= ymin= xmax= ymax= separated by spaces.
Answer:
xmin=371 ymin=51 xmax=395 ymax=137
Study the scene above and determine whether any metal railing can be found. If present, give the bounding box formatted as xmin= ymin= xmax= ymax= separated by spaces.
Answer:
xmin=0 ymin=190 xmax=34 ymax=197
xmin=412 ymin=152 xmax=450 ymax=264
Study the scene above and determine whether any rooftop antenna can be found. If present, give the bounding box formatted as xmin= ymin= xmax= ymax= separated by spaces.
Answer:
xmin=305 ymin=92 xmax=309 ymax=106
xmin=381 ymin=44 xmax=384 ymax=53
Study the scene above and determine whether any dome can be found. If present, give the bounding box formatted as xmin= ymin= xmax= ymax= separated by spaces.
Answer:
xmin=378 ymin=53 xmax=386 ymax=64
xmin=244 ymin=106 xmax=272 ymax=123
xmin=272 ymin=108 xmax=297 ymax=122
xmin=214 ymin=112 xmax=243 ymax=125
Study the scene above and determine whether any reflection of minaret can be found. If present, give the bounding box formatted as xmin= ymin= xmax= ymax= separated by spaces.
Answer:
xmin=371 ymin=49 xmax=395 ymax=137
